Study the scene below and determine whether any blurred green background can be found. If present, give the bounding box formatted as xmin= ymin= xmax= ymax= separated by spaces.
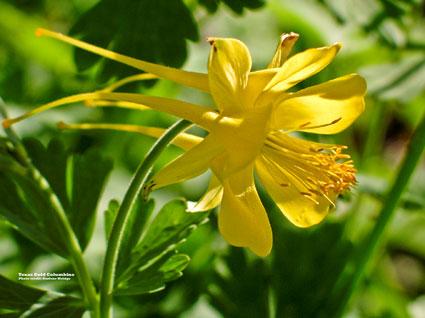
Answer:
xmin=0 ymin=0 xmax=424 ymax=317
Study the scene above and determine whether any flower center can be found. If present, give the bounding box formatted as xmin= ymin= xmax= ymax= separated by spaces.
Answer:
xmin=210 ymin=107 xmax=272 ymax=179
xmin=263 ymin=132 xmax=356 ymax=205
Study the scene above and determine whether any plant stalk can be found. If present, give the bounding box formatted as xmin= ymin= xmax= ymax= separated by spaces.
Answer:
xmin=0 ymin=99 xmax=100 ymax=318
xmin=334 ymin=113 xmax=425 ymax=317
xmin=99 ymin=119 xmax=190 ymax=318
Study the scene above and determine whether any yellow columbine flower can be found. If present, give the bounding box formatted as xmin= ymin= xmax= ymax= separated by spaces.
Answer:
xmin=3 ymin=30 xmax=366 ymax=256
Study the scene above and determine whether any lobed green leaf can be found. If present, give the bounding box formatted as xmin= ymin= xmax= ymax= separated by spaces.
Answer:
xmin=24 ymin=137 xmax=113 ymax=250
xmin=25 ymin=296 xmax=85 ymax=318
xmin=115 ymin=253 xmax=190 ymax=296
xmin=0 ymin=274 xmax=45 ymax=316
xmin=113 ymin=199 xmax=208 ymax=295
xmin=71 ymin=0 xmax=198 ymax=81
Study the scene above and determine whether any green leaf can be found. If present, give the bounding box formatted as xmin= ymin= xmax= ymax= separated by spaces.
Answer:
xmin=24 ymin=138 xmax=113 ymax=250
xmin=115 ymin=199 xmax=208 ymax=294
xmin=0 ymin=172 xmax=69 ymax=257
xmin=115 ymin=253 xmax=190 ymax=296
xmin=198 ymin=0 xmax=220 ymax=13
xmin=361 ymin=55 xmax=425 ymax=102
xmin=207 ymin=248 xmax=270 ymax=318
xmin=356 ymin=275 xmax=410 ymax=318
xmin=0 ymin=140 xmax=27 ymax=175
xmin=198 ymin=0 xmax=265 ymax=14
xmin=212 ymin=187 xmax=354 ymax=318
xmin=106 ymin=197 xmax=156 ymax=276
xmin=222 ymin=0 xmax=265 ymax=14
xmin=389 ymin=211 xmax=425 ymax=258
xmin=26 ymin=296 xmax=85 ymax=318
xmin=0 ymin=276 xmax=85 ymax=317
xmin=23 ymin=138 xmax=69 ymax=208
xmin=69 ymin=148 xmax=113 ymax=249
xmin=70 ymin=0 xmax=198 ymax=81
xmin=104 ymin=199 xmax=120 ymax=240
xmin=270 ymin=219 xmax=353 ymax=318
xmin=117 ymin=198 xmax=155 ymax=271
xmin=357 ymin=174 xmax=425 ymax=211
xmin=0 ymin=274 xmax=46 ymax=316
xmin=123 ymin=200 xmax=207 ymax=276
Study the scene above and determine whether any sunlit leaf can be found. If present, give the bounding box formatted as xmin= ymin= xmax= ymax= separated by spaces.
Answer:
xmin=361 ymin=55 xmax=425 ymax=102
xmin=115 ymin=253 xmax=190 ymax=296
xmin=115 ymin=199 xmax=208 ymax=294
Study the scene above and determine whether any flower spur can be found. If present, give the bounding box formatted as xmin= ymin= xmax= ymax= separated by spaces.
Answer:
xmin=3 ymin=29 xmax=366 ymax=256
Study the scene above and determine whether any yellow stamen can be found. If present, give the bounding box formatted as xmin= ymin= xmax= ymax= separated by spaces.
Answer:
xmin=264 ymin=133 xmax=356 ymax=201
xmin=36 ymin=28 xmax=210 ymax=92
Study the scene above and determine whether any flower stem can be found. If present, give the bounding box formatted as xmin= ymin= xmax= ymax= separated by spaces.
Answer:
xmin=99 ymin=119 xmax=191 ymax=318
xmin=360 ymin=101 xmax=386 ymax=170
xmin=0 ymin=99 xmax=100 ymax=318
xmin=334 ymin=113 xmax=425 ymax=317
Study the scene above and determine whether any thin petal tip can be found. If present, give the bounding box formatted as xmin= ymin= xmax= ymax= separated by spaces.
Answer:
xmin=2 ymin=119 xmax=11 ymax=129
xmin=280 ymin=32 xmax=299 ymax=43
xmin=207 ymin=37 xmax=216 ymax=45
xmin=35 ymin=28 xmax=47 ymax=37
xmin=334 ymin=42 xmax=343 ymax=50
xmin=57 ymin=121 xmax=68 ymax=130
xmin=345 ymin=73 xmax=368 ymax=94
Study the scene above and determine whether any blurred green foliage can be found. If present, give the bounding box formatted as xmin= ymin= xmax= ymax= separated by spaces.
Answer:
xmin=0 ymin=0 xmax=424 ymax=317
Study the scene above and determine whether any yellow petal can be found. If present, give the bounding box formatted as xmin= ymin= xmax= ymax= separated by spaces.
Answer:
xmin=244 ymin=68 xmax=279 ymax=108
xmin=85 ymin=99 xmax=149 ymax=110
xmin=151 ymin=136 xmax=222 ymax=190
xmin=271 ymin=74 xmax=367 ymax=134
xmin=93 ymin=92 xmax=219 ymax=130
xmin=189 ymin=174 xmax=223 ymax=212
xmin=218 ymin=165 xmax=272 ymax=257
xmin=3 ymin=91 xmax=218 ymax=129
xmin=36 ymin=28 xmax=210 ymax=92
xmin=58 ymin=122 xmax=202 ymax=150
xmin=101 ymin=73 xmax=158 ymax=92
xmin=207 ymin=38 xmax=252 ymax=115
xmin=267 ymin=32 xmax=299 ymax=68
xmin=255 ymin=154 xmax=335 ymax=228
xmin=2 ymin=92 xmax=96 ymax=128
xmin=265 ymin=43 xmax=341 ymax=92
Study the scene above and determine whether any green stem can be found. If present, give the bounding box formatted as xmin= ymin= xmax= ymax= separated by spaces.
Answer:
xmin=344 ymin=101 xmax=386 ymax=240
xmin=99 ymin=119 xmax=190 ymax=318
xmin=31 ymin=168 xmax=100 ymax=318
xmin=360 ymin=101 xmax=386 ymax=171
xmin=1 ymin=99 xmax=100 ymax=318
xmin=334 ymin=113 xmax=425 ymax=317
